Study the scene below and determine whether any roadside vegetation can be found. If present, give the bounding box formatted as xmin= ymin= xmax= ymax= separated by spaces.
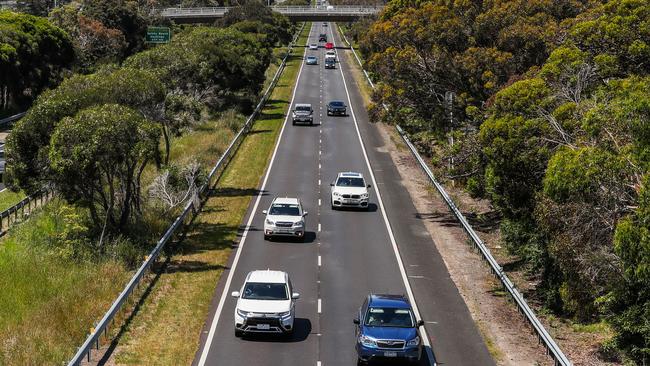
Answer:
xmin=354 ymin=0 xmax=650 ymax=363
xmin=0 ymin=1 xmax=299 ymax=364
xmin=114 ymin=23 xmax=310 ymax=364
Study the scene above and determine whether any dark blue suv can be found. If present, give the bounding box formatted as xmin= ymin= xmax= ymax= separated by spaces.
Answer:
xmin=354 ymin=294 xmax=424 ymax=364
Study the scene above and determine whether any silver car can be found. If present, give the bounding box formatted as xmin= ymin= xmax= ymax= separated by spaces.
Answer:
xmin=306 ymin=56 xmax=318 ymax=65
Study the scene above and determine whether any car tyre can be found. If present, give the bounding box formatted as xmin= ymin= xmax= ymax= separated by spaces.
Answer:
xmin=235 ymin=329 xmax=244 ymax=337
xmin=292 ymin=120 xmax=296 ymax=125
xmin=264 ymin=235 xmax=271 ymax=241
xmin=356 ymin=358 xmax=367 ymax=366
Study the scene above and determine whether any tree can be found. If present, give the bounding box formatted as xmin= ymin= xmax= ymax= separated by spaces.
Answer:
xmin=0 ymin=11 xmax=74 ymax=112
xmin=48 ymin=104 xmax=160 ymax=231
xmin=125 ymin=26 xmax=270 ymax=111
xmin=6 ymin=67 xmax=165 ymax=192
xmin=79 ymin=0 xmax=147 ymax=55
xmin=50 ymin=2 xmax=127 ymax=72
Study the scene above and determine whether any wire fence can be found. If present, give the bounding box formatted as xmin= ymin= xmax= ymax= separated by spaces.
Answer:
xmin=338 ymin=26 xmax=571 ymax=366
xmin=0 ymin=187 xmax=54 ymax=236
xmin=67 ymin=22 xmax=306 ymax=366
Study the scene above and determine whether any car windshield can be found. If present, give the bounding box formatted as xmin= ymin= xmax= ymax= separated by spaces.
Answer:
xmin=295 ymin=105 xmax=311 ymax=112
xmin=269 ymin=203 xmax=300 ymax=216
xmin=336 ymin=177 xmax=364 ymax=187
xmin=365 ymin=307 xmax=414 ymax=328
xmin=242 ymin=282 xmax=288 ymax=300
xmin=307 ymin=56 xmax=316 ymax=60
xmin=330 ymin=101 xmax=344 ymax=107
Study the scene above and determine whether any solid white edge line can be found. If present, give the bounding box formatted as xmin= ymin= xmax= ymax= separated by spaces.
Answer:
xmin=318 ymin=298 xmax=322 ymax=313
xmin=197 ymin=23 xmax=313 ymax=366
xmin=329 ymin=24 xmax=436 ymax=366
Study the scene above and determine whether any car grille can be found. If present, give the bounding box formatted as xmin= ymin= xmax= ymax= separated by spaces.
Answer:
xmin=275 ymin=222 xmax=293 ymax=228
xmin=376 ymin=339 xmax=405 ymax=349
xmin=341 ymin=194 xmax=360 ymax=199
xmin=246 ymin=317 xmax=281 ymax=326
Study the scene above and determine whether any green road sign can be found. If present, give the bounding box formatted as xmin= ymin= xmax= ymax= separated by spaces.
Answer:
xmin=146 ymin=27 xmax=171 ymax=44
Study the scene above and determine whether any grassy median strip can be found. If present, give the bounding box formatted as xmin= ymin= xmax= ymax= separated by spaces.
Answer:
xmin=112 ymin=24 xmax=310 ymax=365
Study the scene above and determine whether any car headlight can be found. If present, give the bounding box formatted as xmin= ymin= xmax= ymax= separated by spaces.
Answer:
xmin=278 ymin=311 xmax=292 ymax=318
xmin=292 ymin=113 xmax=296 ymax=118
xmin=359 ymin=335 xmax=377 ymax=348
xmin=293 ymin=221 xmax=303 ymax=227
xmin=333 ymin=191 xmax=341 ymax=197
xmin=361 ymin=193 xmax=369 ymax=199
xmin=236 ymin=309 xmax=250 ymax=318
xmin=407 ymin=336 xmax=420 ymax=347
xmin=266 ymin=219 xmax=275 ymax=225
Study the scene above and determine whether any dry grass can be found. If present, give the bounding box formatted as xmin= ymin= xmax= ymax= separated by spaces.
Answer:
xmin=111 ymin=23 xmax=311 ymax=365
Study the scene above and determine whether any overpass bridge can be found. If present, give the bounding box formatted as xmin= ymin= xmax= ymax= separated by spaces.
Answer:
xmin=160 ymin=5 xmax=382 ymax=23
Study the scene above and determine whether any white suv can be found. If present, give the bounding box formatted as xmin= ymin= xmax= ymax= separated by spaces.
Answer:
xmin=231 ymin=270 xmax=300 ymax=337
xmin=263 ymin=197 xmax=307 ymax=240
xmin=330 ymin=172 xmax=371 ymax=210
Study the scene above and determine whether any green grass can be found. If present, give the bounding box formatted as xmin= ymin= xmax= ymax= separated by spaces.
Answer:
xmin=112 ymin=23 xmax=311 ymax=365
xmin=0 ymin=199 xmax=132 ymax=365
xmin=0 ymin=189 xmax=26 ymax=212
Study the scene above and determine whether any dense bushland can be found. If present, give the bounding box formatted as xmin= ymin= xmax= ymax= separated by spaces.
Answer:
xmin=360 ymin=0 xmax=650 ymax=361
xmin=5 ymin=0 xmax=294 ymax=256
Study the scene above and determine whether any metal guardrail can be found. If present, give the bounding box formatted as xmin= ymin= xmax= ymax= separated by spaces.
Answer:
xmin=161 ymin=5 xmax=382 ymax=17
xmin=67 ymin=22 xmax=306 ymax=366
xmin=338 ymin=26 xmax=571 ymax=366
xmin=0 ymin=187 xmax=54 ymax=236
xmin=0 ymin=111 xmax=26 ymax=128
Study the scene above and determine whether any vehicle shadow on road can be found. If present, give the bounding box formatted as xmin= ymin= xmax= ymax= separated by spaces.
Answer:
xmin=333 ymin=203 xmax=377 ymax=213
xmin=241 ymin=318 xmax=312 ymax=343
xmin=265 ymin=231 xmax=317 ymax=244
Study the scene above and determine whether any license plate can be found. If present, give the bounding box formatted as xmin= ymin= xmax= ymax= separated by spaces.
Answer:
xmin=257 ymin=324 xmax=270 ymax=330
xmin=384 ymin=351 xmax=397 ymax=357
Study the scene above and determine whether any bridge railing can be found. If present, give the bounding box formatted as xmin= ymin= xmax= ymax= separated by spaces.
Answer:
xmin=338 ymin=26 xmax=572 ymax=366
xmin=66 ymin=22 xmax=306 ymax=366
xmin=161 ymin=5 xmax=382 ymax=17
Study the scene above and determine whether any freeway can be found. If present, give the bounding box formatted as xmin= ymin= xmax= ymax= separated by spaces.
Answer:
xmin=193 ymin=23 xmax=494 ymax=366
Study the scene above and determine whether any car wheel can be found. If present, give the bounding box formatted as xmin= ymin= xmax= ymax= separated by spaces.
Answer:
xmin=356 ymin=358 xmax=367 ymax=366
xmin=235 ymin=329 xmax=243 ymax=337
xmin=264 ymin=235 xmax=270 ymax=241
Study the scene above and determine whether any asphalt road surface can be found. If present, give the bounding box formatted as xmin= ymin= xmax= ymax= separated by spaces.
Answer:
xmin=193 ymin=23 xmax=495 ymax=366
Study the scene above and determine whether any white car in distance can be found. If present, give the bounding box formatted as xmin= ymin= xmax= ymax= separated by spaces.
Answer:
xmin=309 ymin=43 xmax=318 ymax=50
xmin=330 ymin=172 xmax=371 ymax=210
xmin=263 ymin=197 xmax=307 ymax=240
xmin=232 ymin=270 xmax=300 ymax=337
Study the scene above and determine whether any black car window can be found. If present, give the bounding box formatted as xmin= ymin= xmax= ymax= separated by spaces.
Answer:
xmin=330 ymin=101 xmax=345 ymax=107
xmin=269 ymin=203 xmax=300 ymax=216
xmin=242 ymin=282 xmax=288 ymax=300
xmin=365 ymin=307 xmax=414 ymax=328
xmin=296 ymin=106 xmax=311 ymax=112
xmin=336 ymin=177 xmax=365 ymax=187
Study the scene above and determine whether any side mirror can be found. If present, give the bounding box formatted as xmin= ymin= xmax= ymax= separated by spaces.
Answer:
xmin=353 ymin=318 xmax=360 ymax=325
xmin=262 ymin=210 xmax=267 ymax=214
xmin=231 ymin=291 xmax=240 ymax=298
xmin=367 ymin=184 xmax=372 ymax=188
xmin=291 ymin=292 xmax=300 ymax=299
xmin=330 ymin=183 xmax=334 ymax=186
xmin=303 ymin=212 xmax=308 ymax=217
xmin=417 ymin=320 xmax=424 ymax=327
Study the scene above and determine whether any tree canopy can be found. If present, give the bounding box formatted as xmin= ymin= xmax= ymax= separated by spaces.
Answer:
xmin=0 ymin=10 xmax=74 ymax=112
